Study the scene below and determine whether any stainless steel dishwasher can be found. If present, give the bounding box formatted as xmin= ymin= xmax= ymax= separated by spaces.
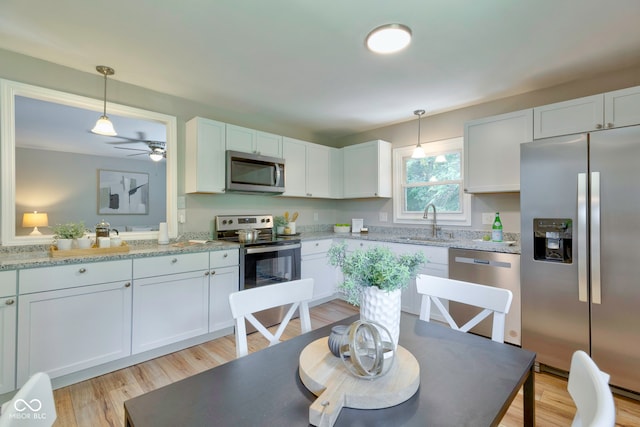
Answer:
xmin=448 ymin=248 xmax=521 ymax=345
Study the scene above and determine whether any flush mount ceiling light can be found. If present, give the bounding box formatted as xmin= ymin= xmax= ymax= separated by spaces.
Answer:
xmin=366 ymin=24 xmax=412 ymax=54
xmin=91 ymin=65 xmax=117 ymax=136
xmin=411 ymin=109 xmax=426 ymax=158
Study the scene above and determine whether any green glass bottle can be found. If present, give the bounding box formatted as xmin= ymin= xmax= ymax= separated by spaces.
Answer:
xmin=492 ymin=212 xmax=503 ymax=242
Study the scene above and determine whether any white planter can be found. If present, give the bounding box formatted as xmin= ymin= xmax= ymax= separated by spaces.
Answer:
xmin=75 ymin=238 xmax=92 ymax=249
xmin=359 ymin=287 xmax=401 ymax=347
xmin=56 ymin=239 xmax=73 ymax=250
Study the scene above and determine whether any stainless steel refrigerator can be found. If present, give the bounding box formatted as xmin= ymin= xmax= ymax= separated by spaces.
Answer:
xmin=521 ymin=126 xmax=640 ymax=394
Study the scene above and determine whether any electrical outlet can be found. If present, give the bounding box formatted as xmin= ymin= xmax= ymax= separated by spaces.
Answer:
xmin=379 ymin=212 xmax=388 ymax=222
xmin=313 ymin=212 xmax=319 ymax=221
xmin=178 ymin=209 xmax=186 ymax=224
xmin=482 ymin=213 xmax=494 ymax=225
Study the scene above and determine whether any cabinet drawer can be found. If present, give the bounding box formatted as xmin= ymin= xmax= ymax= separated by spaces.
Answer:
xmin=0 ymin=270 xmax=16 ymax=297
xmin=19 ymin=260 xmax=132 ymax=294
xmin=301 ymin=239 xmax=333 ymax=256
xmin=134 ymin=252 xmax=209 ymax=278
xmin=210 ymin=249 xmax=239 ymax=268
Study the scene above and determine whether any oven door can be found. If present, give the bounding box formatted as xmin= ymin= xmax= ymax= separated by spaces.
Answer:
xmin=241 ymin=242 xmax=301 ymax=290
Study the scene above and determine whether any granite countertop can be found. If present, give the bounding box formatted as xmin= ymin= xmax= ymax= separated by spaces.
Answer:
xmin=297 ymin=231 xmax=521 ymax=254
xmin=0 ymin=240 xmax=240 ymax=270
xmin=1 ymin=229 xmax=519 ymax=271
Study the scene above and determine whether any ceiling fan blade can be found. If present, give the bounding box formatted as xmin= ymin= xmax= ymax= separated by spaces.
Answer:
xmin=114 ymin=146 xmax=149 ymax=152
xmin=107 ymin=141 xmax=143 ymax=145
xmin=127 ymin=152 xmax=147 ymax=157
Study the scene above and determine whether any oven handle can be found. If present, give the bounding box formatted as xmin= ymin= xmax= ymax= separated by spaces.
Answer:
xmin=245 ymin=243 xmax=301 ymax=254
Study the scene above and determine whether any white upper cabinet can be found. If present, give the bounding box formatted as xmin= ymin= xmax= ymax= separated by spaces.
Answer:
xmin=534 ymin=94 xmax=603 ymax=139
xmin=226 ymin=124 xmax=283 ymax=157
xmin=604 ymin=85 xmax=640 ymax=129
xmin=464 ymin=109 xmax=533 ymax=193
xmin=342 ymin=140 xmax=392 ymax=198
xmin=534 ymin=85 xmax=640 ymax=139
xmin=281 ymin=137 xmax=337 ymax=198
xmin=185 ymin=117 xmax=227 ymax=194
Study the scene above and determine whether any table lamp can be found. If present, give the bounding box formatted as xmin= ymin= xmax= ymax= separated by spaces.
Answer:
xmin=23 ymin=211 xmax=49 ymax=235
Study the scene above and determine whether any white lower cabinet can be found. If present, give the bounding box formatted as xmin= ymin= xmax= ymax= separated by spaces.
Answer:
xmin=132 ymin=253 xmax=210 ymax=354
xmin=0 ymin=271 xmax=16 ymax=394
xmin=209 ymin=248 xmax=240 ymax=332
xmin=301 ymin=239 xmax=336 ymax=300
xmin=375 ymin=243 xmax=448 ymax=316
xmin=16 ymin=280 xmax=132 ymax=386
xmin=208 ymin=266 xmax=239 ymax=331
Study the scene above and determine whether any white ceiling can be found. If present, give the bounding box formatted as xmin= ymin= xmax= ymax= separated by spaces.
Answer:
xmin=2 ymin=0 xmax=640 ymax=141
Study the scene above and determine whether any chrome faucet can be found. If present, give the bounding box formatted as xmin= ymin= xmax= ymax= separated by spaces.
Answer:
xmin=423 ymin=203 xmax=438 ymax=238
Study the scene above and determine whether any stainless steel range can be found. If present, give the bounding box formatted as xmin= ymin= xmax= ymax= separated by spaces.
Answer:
xmin=215 ymin=214 xmax=301 ymax=331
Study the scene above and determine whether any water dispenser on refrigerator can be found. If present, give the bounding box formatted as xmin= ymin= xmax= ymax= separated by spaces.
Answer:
xmin=533 ymin=218 xmax=572 ymax=263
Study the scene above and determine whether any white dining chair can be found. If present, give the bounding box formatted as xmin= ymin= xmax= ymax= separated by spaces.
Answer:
xmin=415 ymin=274 xmax=513 ymax=343
xmin=0 ymin=372 xmax=56 ymax=427
xmin=229 ymin=278 xmax=314 ymax=357
xmin=568 ymin=350 xmax=616 ymax=427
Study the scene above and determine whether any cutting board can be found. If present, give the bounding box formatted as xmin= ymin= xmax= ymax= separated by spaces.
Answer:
xmin=299 ymin=337 xmax=420 ymax=427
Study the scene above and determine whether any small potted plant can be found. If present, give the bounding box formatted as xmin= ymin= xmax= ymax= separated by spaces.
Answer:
xmin=52 ymin=221 xmax=87 ymax=250
xmin=328 ymin=241 xmax=425 ymax=345
xmin=273 ymin=215 xmax=287 ymax=235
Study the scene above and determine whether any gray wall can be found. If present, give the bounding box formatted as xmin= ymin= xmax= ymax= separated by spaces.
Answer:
xmin=16 ymin=148 xmax=166 ymax=235
xmin=3 ymin=48 xmax=640 ymax=239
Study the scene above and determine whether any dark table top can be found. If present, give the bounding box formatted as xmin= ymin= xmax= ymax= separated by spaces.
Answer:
xmin=125 ymin=312 xmax=536 ymax=427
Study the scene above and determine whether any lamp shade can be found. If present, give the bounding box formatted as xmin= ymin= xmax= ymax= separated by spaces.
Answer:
xmin=91 ymin=116 xmax=117 ymax=136
xmin=23 ymin=211 xmax=49 ymax=235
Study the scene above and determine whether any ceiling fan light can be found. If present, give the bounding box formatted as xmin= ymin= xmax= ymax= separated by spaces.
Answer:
xmin=366 ymin=24 xmax=412 ymax=54
xmin=91 ymin=116 xmax=117 ymax=136
xmin=149 ymin=151 xmax=164 ymax=162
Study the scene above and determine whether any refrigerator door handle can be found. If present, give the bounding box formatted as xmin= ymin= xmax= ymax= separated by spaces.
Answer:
xmin=577 ymin=173 xmax=588 ymax=302
xmin=591 ymin=171 xmax=602 ymax=304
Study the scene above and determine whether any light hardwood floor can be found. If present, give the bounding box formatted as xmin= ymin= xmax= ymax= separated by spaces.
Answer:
xmin=52 ymin=300 xmax=640 ymax=426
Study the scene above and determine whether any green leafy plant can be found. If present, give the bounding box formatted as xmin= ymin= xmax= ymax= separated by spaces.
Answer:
xmin=52 ymin=221 xmax=87 ymax=239
xmin=327 ymin=241 xmax=426 ymax=305
xmin=273 ymin=215 xmax=287 ymax=228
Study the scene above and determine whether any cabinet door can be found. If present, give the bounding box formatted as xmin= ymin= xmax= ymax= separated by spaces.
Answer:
xmin=534 ymin=94 xmax=603 ymax=139
xmin=464 ymin=109 xmax=532 ymax=193
xmin=282 ymin=137 xmax=307 ymax=197
xmin=301 ymin=254 xmax=336 ymax=300
xmin=343 ymin=140 xmax=391 ymax=198
xmin=209 ymin=266 xmax=239 ymax=332
xmin=132 ymin=271 xmax=209 ymax=354
xmin=185 ymin=117 xmax=226 ymax=194
xmin=17 ymin=281 xmax=132 ymax=386
xmin=306 ymin=144 xmax=331 ymax=198
xmin=0 ymin=295 xmax=16 ymax=394
xmin=226 ymin=124 xmax=256 ymax=153
xmin=256 ymin=131 xmax=283 ymax=157
xmin=604 ymin=85 xmax=640 ymax=129
xmin=330 ymin=148 xmax=343 ymax=198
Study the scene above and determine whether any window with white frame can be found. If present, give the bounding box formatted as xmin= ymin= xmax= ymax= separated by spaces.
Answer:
xmin=393 ymin=136 xmax=471 ymax=225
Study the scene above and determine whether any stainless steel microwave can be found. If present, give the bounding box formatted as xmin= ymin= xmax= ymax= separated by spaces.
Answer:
xmin=226 ymin=150 xmax=285 ymax=194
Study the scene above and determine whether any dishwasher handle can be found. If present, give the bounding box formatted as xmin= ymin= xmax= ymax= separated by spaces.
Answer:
xmin=454 ymin=256 xmax=512 ymax=269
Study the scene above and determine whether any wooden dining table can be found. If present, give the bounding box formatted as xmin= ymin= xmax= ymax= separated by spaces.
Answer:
xmin=124 ymin=312 xmax=536 ymax=426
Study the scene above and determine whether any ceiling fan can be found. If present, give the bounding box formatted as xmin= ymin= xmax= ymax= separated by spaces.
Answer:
xmin=107 ymin=131 xmax=166 ymax=161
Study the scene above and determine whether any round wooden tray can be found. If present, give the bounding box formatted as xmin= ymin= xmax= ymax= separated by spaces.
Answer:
xmin=299 ymin=337 xmax=420 ymax=427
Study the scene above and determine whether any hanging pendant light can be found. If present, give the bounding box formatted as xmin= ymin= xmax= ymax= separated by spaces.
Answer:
xmin=411 ymin=109 xmax=426 ymax=158
xmin=91 ymin=65 xmax=117 ymax=136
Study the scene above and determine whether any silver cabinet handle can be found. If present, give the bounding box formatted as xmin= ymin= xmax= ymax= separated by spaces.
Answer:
xmin=595 ymin=123 xmax=603 ymax=129
xmin=79 ymin=268 xmax=87 ymax=273
xmin=171 ymin=258 xmax=178 ymax=264
xmin=210 ymin=270 xmax=216 ymax=275
xmin=591 ymin=171 xmax=602 ymax=304
xmin=5 ymin=299 xmax=15 ymax=305
xmin=607 ymin=122 xmax=614 ymax=128
xmin=223 ymin=253 xmax=228 ymax=258
xmin=124 ymin=282 xmax=131 ymax=288
xmin=577 ymin=173 xmax=588 ymax=303
xmin=315 ymin=242 xmax=319 ymax=247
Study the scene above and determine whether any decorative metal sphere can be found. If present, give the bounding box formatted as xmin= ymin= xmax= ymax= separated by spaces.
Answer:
xmin=338 ymin=320 xmax=396 ymax=379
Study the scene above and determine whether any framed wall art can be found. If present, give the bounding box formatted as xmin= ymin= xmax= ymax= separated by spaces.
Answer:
xmin=98 ymin=170 xmax=149 ymax=214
